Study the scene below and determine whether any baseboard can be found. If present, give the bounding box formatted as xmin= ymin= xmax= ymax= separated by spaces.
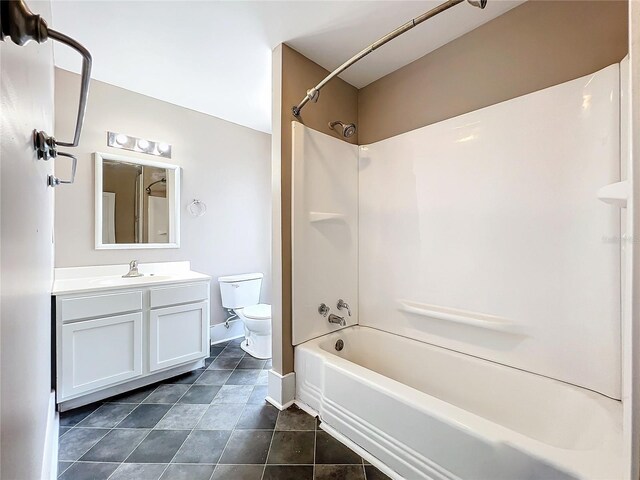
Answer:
xmin=42 ymin=391 xmax=58 ymax=480
xmin=210 ymin=319 xmax=244 ymax=345
xmin=266 ymin=369 xmax=296 ymax=410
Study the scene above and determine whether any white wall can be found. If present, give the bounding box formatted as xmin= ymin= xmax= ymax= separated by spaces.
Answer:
xmin=359 ymin=65 xmax=621 ymax=398
xmin=291 ymin=122 xmax=359 ymax=344
xmin=54 ymin=69 xmax=271 ymax=325
xmin=625 ymin=4 xmax=640 ymax=477
xmin=1 ymin=1 xmax=56 ymax=477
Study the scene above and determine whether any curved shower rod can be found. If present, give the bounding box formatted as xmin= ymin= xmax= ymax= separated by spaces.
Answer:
xmin=292 ymin=0 xmax=486 ymax=117
xmin=146 ymin=178 xmax=167 ymax=194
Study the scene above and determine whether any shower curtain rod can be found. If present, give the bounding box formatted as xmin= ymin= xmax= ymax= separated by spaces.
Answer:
xmin=292 ymin=0 xmax=486 ymax=117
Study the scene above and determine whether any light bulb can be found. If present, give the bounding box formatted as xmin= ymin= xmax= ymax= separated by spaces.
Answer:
xmin=158 ymin=143 xmax=170 ymax=153
xmin=137 ymin=139 xmax=150 ymax=150
xmin=115 ymin=133 xmax=128 ymax=145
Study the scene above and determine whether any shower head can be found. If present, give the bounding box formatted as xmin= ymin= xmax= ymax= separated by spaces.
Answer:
xmin=329 ymin=120 xmax=357 ymax=138
xmin=467 ymin=0 xmax=487 ymax=8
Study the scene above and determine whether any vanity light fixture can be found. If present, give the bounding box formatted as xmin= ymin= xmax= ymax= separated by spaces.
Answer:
xmin=115 ymin=133 xmax=128 ymax=146
xmin=106 ymin=131 xmax=172 ymax=159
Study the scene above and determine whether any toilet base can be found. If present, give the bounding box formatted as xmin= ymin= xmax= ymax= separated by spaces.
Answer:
xmin=241 ymin=337 xmax=271 ymax=360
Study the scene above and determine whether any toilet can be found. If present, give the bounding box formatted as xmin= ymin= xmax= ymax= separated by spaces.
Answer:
xmin=218 ymin=272 xmax=271 ymax=359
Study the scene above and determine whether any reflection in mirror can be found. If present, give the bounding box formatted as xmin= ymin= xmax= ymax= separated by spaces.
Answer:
xmin=95 ymin=153 xmax=180 ymax=249
xmin=102 ymin=160 xmax=168 ymax=244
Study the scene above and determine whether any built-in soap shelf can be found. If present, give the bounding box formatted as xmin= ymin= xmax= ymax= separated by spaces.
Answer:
xmin=309 ymin=211 xmax=347 ymax=223
xmin=597 ymin=180 xmax=629 ymax=208
xmin=398 ymin=300 xmax=525 ymax=335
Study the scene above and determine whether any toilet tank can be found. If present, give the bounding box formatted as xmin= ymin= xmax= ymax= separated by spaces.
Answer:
xmin=218 ymin=273 xmax=263 ymax=309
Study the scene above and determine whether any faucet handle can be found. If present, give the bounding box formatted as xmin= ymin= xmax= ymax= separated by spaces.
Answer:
xmin=318 ymin=303 xmax=330 ymax=317
xmin=337 ymin=299 xmax=351 ymax=317
xmin=130 ymin=260 xmax=138 ymax=268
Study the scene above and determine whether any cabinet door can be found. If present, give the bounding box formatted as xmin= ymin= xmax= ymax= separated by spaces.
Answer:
xmin=60 ymin=312 xmax=143 ymax=399
xmin=149 ymin=301 xmax=209 ymax=372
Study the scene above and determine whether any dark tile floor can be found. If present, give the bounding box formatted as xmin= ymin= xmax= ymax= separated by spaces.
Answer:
xmin=58 ymin=338 xmax=391 ymax=480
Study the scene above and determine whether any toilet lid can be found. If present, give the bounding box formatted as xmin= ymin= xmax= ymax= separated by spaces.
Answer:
xmin=243 ymin=303 xmax=271 ymax=320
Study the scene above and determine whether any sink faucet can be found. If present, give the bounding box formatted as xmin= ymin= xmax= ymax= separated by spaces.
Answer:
xmin=122 ymin=260 xmax=143 ymax=278
xmin=328 ymin=313 xmax=346 ymax=327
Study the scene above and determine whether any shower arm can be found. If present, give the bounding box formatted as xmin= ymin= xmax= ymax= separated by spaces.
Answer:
xmin=292 ymin=0 xmax=485 ymax=117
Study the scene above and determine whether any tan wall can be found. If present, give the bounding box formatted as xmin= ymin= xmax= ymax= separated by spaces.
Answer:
xmin=55 ymin=69 xmax=272 ymax=326
xmin=273 ymin=44 xmax=358 ymax=374
xmin=358 ymin=0 xmax=628 ymax=144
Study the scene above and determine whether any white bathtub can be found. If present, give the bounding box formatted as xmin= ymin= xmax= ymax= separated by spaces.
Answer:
xmin=295 ymin=326 xmax=622 ymax=480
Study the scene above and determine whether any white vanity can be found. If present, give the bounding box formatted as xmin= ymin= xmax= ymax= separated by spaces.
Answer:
xmin=52 ymin=261 xmax=210 ymax=411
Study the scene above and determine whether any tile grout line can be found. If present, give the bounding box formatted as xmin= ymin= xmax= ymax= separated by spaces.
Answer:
xmin=58 ymin=406 xmax=116 ymax=478
xmin=106 ymin=383 xmax=185 ymax=480
xmin=59 ymin=348 xmax=219 ymax=479
xmin=260 ymin=410 xmax=279 ymax=480
xmin=208 ymin=344 xmax=249 ymax=480
xmin=59 ymin=342 xmax=291 ymax=480
xmin=102 ymin=358 xmax=210 ymax=480
xmin=313 ymin=414 xmax=318 ymax=480
xmin=137 ymin=351 xmax=222 ymax=480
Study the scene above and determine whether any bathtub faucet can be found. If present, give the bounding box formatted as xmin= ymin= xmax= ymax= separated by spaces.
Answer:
xmin=337 ymin=299 xmax=351 ymax=316
xmin=328 ymin=313 xmax=347 ymax=327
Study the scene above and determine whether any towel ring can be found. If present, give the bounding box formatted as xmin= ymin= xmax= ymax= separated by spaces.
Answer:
xmin=188 ymin=200 xmax=207 ymax=217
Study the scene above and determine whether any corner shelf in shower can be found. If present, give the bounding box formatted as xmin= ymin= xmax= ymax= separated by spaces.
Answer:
xmin=398 ymin=300 xmax=525 ymax=335
xmin=308 ymin=212 xmax=346 ymax=223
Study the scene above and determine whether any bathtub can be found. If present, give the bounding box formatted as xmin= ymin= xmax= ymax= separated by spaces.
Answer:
xmin=295 ymin=326 xmax=622 ymax=480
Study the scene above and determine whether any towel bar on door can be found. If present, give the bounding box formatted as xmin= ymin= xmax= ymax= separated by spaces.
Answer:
xmin=1 ymin=0 xmax=91 ymax=186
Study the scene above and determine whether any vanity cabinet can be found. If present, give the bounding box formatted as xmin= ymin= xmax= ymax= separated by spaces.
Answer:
xmin=150 ymin=301 xmax=208 ymax=371
xmin=55 ymin=280 xmax=210 ymax=407
xmin=61 ymin=312 xmax=143 ymax=397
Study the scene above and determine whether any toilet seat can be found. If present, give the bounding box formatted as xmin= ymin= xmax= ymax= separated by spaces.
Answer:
xmin=243 ymin=303 xmax=271 ymax=320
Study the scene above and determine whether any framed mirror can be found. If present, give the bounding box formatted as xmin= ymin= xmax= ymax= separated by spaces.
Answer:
xmin=94 ymin=152 xmax=180 ymax=249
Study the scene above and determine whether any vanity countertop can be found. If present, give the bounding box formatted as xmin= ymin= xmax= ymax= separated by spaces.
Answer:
xmin=52 ymin=261 xmax=210 ymax=295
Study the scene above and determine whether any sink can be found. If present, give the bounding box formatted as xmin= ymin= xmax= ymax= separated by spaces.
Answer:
xmin=89 ymin=275 xmax=173 ymax=287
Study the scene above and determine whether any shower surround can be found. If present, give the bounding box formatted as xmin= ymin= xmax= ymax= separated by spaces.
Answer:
xmin=292 ymin=62 xmax=627 ymax=479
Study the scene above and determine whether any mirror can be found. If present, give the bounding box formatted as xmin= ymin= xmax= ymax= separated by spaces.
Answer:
xmin=94 ymin=152 xmax=180 ymax=249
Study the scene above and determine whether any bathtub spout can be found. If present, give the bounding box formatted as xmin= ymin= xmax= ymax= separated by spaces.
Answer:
xmin=328 ymin=313 xmax=347 ymax=327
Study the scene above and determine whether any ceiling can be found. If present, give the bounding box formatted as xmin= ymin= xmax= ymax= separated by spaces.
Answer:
xmin=51 ymin=1 xmax=523 ymax=134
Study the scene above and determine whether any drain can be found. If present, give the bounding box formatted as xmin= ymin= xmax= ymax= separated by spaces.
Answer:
xmin=335 ymin=339 xmax=344 ymax=351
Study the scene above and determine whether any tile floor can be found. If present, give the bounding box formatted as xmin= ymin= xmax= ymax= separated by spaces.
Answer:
xmin=58 ymin=338 xmax=391 ymax=480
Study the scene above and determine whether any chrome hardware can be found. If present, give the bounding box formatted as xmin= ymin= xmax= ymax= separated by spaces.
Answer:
xmin=1 ymin=2 xmax=91 ymax=147
xmin=335 ymin=339 xmax=344 ymax=351
xmin=47 ymin=152 xmax=77 ymax=187
xmin=2 ymin=1 xmax=92 ymax=186
xmin=224 ymin=308 xmax=237 ymax=329
xmin=33 ymin=130 xmax=56 ymax=161
xmin=337 ymin=299 xmax=351 ymax=316
xmin=122 ymin=260 xmax=143 ymax=278
xmin=291 ymin=0 xmax=485 ymax=117
xmin=328 ymin=313 xmax=346 ymax=327
xmin=318 ymin=303 xmax=330 ymax=317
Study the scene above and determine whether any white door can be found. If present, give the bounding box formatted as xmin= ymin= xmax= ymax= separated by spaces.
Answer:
xmin=149 ymin=302 xmax=208 ymax=372
xmin=1 ymin=3 xmax=56 ymax=477
xmin=60 ymin=312 xmax=143 ymax=399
